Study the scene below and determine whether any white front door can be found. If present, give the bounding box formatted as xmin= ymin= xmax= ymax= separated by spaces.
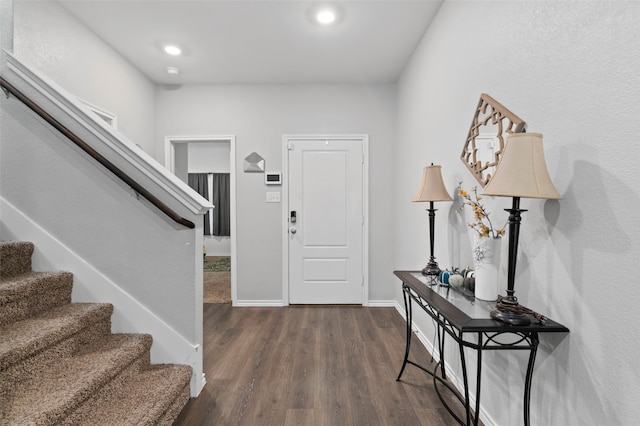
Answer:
xmin=286 ymin=136 xmax=367 ymax=304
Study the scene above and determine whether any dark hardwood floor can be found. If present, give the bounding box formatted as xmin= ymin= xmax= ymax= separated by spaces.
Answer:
xmin=174 ymin=304 xmax=467 ymax=426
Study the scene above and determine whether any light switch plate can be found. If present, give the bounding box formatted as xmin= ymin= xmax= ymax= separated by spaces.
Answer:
xmin=266 ymin=192 xmax=281 ymax=203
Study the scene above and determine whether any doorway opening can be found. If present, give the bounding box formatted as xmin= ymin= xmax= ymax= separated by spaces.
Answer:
xmin=165 ymin=135 xmax=237 ymax=305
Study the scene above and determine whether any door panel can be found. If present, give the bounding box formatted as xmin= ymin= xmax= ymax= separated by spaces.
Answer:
xmin=288 ymin=138 xmax=364 ymax=304
xmin=303 ymin=150 xmax=348 ymax=246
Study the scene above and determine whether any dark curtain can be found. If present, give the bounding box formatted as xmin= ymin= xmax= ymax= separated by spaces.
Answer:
xmin=187 ymin=173 xmax=211 ymax=235
xmin=211 ymin=173 xmax=231 ymax=236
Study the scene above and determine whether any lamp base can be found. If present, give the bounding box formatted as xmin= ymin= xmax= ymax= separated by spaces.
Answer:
xmin=490 ymin=295 xmax=531 ymax=326
xmin=421 ymin=259 xmax=440 ymax=277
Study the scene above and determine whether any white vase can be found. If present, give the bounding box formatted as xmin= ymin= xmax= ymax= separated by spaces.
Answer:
xmin=472 ymin=236 xmax=502 ymax=301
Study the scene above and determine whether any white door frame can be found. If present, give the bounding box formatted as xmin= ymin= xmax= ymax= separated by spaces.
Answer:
xmin=282 ymin=134 xmax=369 ymax=306
xmin=165 ymin=135 xmax=238 ymax=305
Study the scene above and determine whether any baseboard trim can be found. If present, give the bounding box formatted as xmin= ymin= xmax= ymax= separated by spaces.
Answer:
xmin=367 ymin=299 xmax=397 ymax=307
xmin=233 ymin=300 xmax=396 ymax=308
xmin=234 ymin=300 xmax=286 ymax=307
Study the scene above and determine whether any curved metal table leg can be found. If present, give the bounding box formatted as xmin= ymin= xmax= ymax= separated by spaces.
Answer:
xmin=457 ymin=333 xmax=477 ymax=426
xmin=472 ymin=334 xmax=482 ymax=426
xmin=523 ymin=333 xmax=539 ymax=426
xmin=437 ymin=318 xmax=446 ymax=379
xmin=396 ymin=284 xmax=412 ymax=381
xmin=432 ymin=360 xmax=466 ymax=426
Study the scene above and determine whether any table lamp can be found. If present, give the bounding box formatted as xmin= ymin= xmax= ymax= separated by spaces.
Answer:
xmin=483 ymin=133 xmax=561 ymax=325
xmin=412 ymin=164 xmax=453 ymax=278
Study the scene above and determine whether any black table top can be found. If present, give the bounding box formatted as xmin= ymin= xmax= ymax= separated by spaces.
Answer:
xmin=394 ymin=270 xmax=569 ymax=333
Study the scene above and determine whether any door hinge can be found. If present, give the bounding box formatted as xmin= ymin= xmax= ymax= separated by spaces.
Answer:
xmin=287 ymin=141 xmax=294 ymax=150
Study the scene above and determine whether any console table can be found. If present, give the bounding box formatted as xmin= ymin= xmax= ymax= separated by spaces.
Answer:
xmin=394 ymin=270 xmax=569 ymax=426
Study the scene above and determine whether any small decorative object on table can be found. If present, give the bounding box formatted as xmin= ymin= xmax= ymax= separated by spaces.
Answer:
xmin=459 ymin=185 xmax=505 ymax=301
xmin=448 ymin=270 xmax=464 ymax=288
xmin=438 ymin=269 xmax=456 ymax=287
xmin=463 ymin=270 xmax=475 ymax=293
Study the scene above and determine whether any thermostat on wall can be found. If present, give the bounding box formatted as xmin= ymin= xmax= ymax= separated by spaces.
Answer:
xmin=265 ymin=172 xmax=282 ymax=185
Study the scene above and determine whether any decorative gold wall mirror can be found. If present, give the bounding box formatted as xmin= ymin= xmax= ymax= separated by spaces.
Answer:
xmin=461 ymin=93 xmax=527 ymax=187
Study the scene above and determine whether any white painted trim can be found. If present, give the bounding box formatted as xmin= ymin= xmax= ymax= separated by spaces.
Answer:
xmin=234 ymin=300 xmax=287 ymax=307
xmin=75 ymin=96 xmax=118 ymax=129
xmin=367 ymin=300 xmax=397 ymax=307
xmin=3 ymin=51 xmax=210 ymax=216
xmin=362 ymin=137 xmax=370 ymax=306
xmin=0 ymin=198 xmax=204 ymax=396
xmin=282 ymin=134 xmax=370 ymax=306
xmin=164 ymin=135 xmax=238 ymax=306
xmin=281 ymin=140 xmax=290 ymax=306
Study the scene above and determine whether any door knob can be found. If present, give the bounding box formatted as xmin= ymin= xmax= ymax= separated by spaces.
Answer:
xmin=290 ymin=227 xmax=297 ymax=234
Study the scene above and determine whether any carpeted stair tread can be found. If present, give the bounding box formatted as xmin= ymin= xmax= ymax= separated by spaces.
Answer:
xmin=0 ymin=241 xmax=191 ymax=423
xmin=2 ymin=333 xmax=153 ymax=425
xmin=0 ymin=302 xmax=113 ymax=370
xmin=66 ymin=364 xmax=192 ymax=426
xmin=0 ymin=241 xmax=34 ymax=277
xmin=0 ymin=271 xmax=73 ymax=327
xmin=0 ymin=271 xmax=72 ymax=303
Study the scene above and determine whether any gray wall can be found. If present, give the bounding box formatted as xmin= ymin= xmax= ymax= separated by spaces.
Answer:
xmin=396 ymin=1 xmax=640 ymax=424
xmin=8 ymin=0 xmax=398 ymax=304
xmin=156 ymin=84 xmax=397 ymax=303
xmin=12 ymin=1 xmax=157 ymax=156
xmin=0 ymin=0 xmax=11 ymax=61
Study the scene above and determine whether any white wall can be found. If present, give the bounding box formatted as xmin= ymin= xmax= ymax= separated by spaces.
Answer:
xmin=12 ymin=1 xmax=157 ymax=155
xmin=188 ymin=143 xmax=230 ymax=173
xmin=0 ymin=0 xmax=11 ymax=60
xmin=156 ymin=84 xmax=397 ymax=303
xmin=396 ymin=1 xmax=640 ymax=425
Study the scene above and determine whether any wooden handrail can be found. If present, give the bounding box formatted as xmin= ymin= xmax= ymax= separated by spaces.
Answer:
xmin=0 ymin=76 xmax=195 ymax=229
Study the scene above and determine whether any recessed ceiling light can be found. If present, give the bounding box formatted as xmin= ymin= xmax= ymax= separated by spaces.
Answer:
xmin=309 ymin=4 xmax=342 ymax=26
xmin=164 ymin=45 xmax=182 ymax=56
xmin=166 ymin=66 xmax=181 ymax=75
xmin=316 ymin=9 xmax=336 ymax=25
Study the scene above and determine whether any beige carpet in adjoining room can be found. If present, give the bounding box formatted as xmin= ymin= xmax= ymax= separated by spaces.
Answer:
xmin=203 ymin=256 xmax=231 ymax=304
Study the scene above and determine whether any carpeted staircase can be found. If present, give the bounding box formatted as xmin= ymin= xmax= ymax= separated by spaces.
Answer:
xmin=0 ymin=241 xmax=191 ymax=425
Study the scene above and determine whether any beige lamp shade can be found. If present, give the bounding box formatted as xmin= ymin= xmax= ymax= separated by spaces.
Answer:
xmin=483 ymin=133 xmax=561 ymax=200
xmin=412 ymin=165 xmax=453 ymax=202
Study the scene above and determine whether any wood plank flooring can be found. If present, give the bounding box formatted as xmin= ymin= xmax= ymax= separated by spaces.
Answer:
xmin=174 ymin=305 xmax=468 ymax=426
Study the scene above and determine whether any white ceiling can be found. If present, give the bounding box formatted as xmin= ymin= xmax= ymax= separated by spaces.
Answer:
xmin=58 ymin=0 xmax=443 ymax=85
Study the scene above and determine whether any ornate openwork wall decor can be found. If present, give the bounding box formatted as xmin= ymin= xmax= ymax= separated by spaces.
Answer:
xmin=461 ymin=94 xmax=527 ymax=187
